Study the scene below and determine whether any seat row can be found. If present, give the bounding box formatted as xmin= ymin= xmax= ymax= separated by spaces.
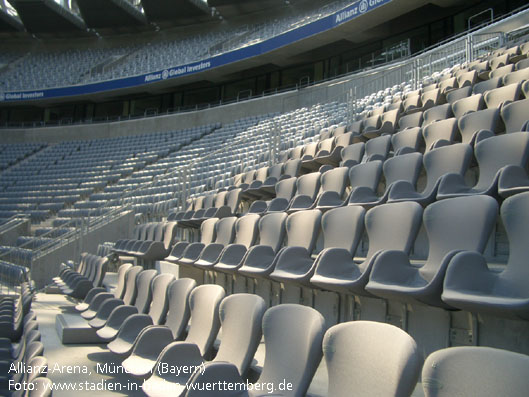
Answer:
xmin=0 ymin=310 xmax=51 ymax=397
xmin=51 ymin=253 xmax=108 ymax=299
xmin=164 ymin=191 xmax=529 ymax=320
xmin=70 ymin=264 xmax=529 ymax=397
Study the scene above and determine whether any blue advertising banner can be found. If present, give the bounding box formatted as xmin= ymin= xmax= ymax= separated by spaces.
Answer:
xmin=0 ymin=0 xmax=392 ymax=103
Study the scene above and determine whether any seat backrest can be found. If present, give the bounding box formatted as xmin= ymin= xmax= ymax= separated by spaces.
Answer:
xmin=452 ymin=94 xmax=484 ymax=119
xmin=92 ymin=256 xmax=109 ymax=287
xmin=185 ymin=284 xmax=226 ymax=356
xmin=233 ymin=214 xmax=260 ymax=247
xmin=275 ymin=177 xmax=297 ymax=200
xmin=147 ymin=273 xmax=175 ymax=325
xmin=224 ymin=188 xmax=241 ymax=213
xmin=484 ymin=82 xmax=522 ymax=109
xmin=422 ymin=143 xmax=472 ymax=196
xmin=458 ymin=107 xmax=501 ymax=144
xmin=348 ymin=160 xmax=383 ymax=192
xmin=199 ymin=218 xmax=218 ymax=244
xmin=499 ymin=191 xmax=529 ymax=286
xmin=267 ymin=163 xmax=283 ymax=180
xmin=383 ymin=152 xmax=423 ymax=188
xmin=364 ymin=135 xmax=391 ymax=161
xmin=490 ymin=63 xmax=515 ymax=80
xmin=421 ymin=88 xmax=442 ymax=109
xmin=321 ymin=206 xmax=365 ymax=252
xmin=213 ymin=293 xmax=266 ymax=374
xmin=447 ymin=86 xmax=473 ymax=104
xmin=501 ymin=97 xmax=529 ymax=133
xmin=301 ymin=142 xmax=318 ymax=159
xmin=258 ymin=212 xmax=288 ymax=252
xmin=420 ymin=195 xmax=497 ymax=281
xmin=316 ymin=137 xmax=334 ymax=155
xmin=391 ymin=127 xmax=423 ymax=155
xmin=165 ymin=278 xmax=196 ymax=339
xmin=334 ymin=132 xmax=353 ymax=149
xmin=201 ymin=193 xmax=215 ymax=210
xmin=473 ymin=131 xmax=529 ymax=191
xmin=257 ymin=304 xmax=325 ymax=396
xmin=399 ymin=112 xmax=423 ymax=130
xmin=363 ymin=201 xmax=423 ymax=264
xmin=456 ymin=70 xmax=478 ymax=87
xmin=320 ymin=166 xmax=349 ymax=195
xmin=133 ymin=269 xmax=158 ymax=313
xmin=122 ymin=265 xmax=144 ymax=306
xmin=422 ymin=103 xmax=453 ymax=127
xmin=324 ymin=321 xmax=421 ymax=397
xmin=254 ymin=166 xmax=268 ymax=183
xmin=422 ymin=118 xmax=458 ymax=151
xmin=285 ymin=209 xmax=322 ymax=251
xmin=161 ymin=222 xmax=177 ymax=250
xmin=213 ymin=216 xmax=237 ymax=246
xmin=473 ymin=76 xmax=503 ymax=95
xmin=340 ymin=142 xmax=365 ymax=166
xmin=212 ymin=191 xmax=228 ymax=209
xmin=282 ymin=158 xmax=301 ymax=178
xmin=422 ymin=346 xmax=529 ymax=397
xmin=113 ymin=263 xmax=133 ymax=299
xmin=295 ymin=172 xmax=321 ymax=200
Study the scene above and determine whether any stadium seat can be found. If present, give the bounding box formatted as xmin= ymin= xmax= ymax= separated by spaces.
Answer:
xmin=366 ymin=195 xmax=498 ymax=307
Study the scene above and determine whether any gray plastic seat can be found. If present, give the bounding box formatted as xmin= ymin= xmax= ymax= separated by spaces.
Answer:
xmin=75 ymin=263 xmax=132 ymax=312
xmin=323 ymin=321 xmax=421 ymax=397
xmin=457 ymin=107 xmax=502 ymax=145
xmin=391 ymin=127 xmax=423 ymax=155
xmin=451 ymin=94 xmax=485 ymax=118
xmin=422 ymin=347 xmax=529 ymax=397
xmin=249 ymin=177 xmax=297 ymax=214
xmin=311 ymin=201 xmax=422 ymax=296
xmin=239 ymin=210 xmax=321 ymax=280
xmin=195 ymin=214 xmax=259 ymax=270
xmin=121 ymin=284 xmax=225 ymax=377
xmin=80 ymin=265 xmax=142 ymax=320
xmin=340 ymin=142 xmax=365 ymax=167
xmin=442 ymin=192 xmax=529 ymax=319
xmin=503 ymin=67 xmax=529 ymax=85
xmin=388 ymin=143 xmax=472 ymax=206
xmin=134 ymin=222 xmax=178 ymax=261
xmin=88 ymin=269 xmax=157 ymax=329
xmin=484 ymin=82 xmax=522 ymax=109
xmin=184 ymin=304 xmax=325 ymax=397
xmin=362 ymin=135 xmax=391 ymax=162
xmin=282 ymin=172 xmax=321 ymax=213
xmin=362 ymin=109 xmax=400 ymax=139
xmin=108 ymin=278 xmax=196 ymax=356
xmin=397 ymin=111 xmax=423 ymax=130
xmin=215 ymin=212 xmax=285 ymax=275
xmin=142 ymin=294 xmax=266 ymax=397
xmin=446 ymin=86 xmax=472 ymax=104
xmin=313 ymin=166 xmax=350 ymax=210
xmin=97 ymin=273 xmax=175 ymax=340
xmin=473 ymin=76 xmax=503 ymax=95
xmin=348 ymin=152 xmax=422 ymax=208
xmin=501 ymin=97 xmax=529 ymax=133
xmin=437 ymin=132 xmax=529 ymax=199
xmin=422 ymin=103 xmax=453 ymax=127
xmin=422 ymin=118 xmax=459 ymax=152
xmin=366 ymin=195 xmax=498 ymax=308
xmin=314 ymin=132 xmax=353 ymax=166
xmin=177 ymin=217 xmax=236 ymax=268
xmin=345 ymin=160 xmax=383 ymax=206
xmin=271 ymin=206 xmax=363 ymax=288
xmin=456 ymin=69 xmax=478 ymax=88
xmin=165 ymin=218 xmax=218 ymax=263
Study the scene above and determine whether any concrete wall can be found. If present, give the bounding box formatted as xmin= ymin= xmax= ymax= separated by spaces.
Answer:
xmin=0 ymin=219 xmax=30 ymax=246
xmin=30 ymin=210 xmax=135 ymax=288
